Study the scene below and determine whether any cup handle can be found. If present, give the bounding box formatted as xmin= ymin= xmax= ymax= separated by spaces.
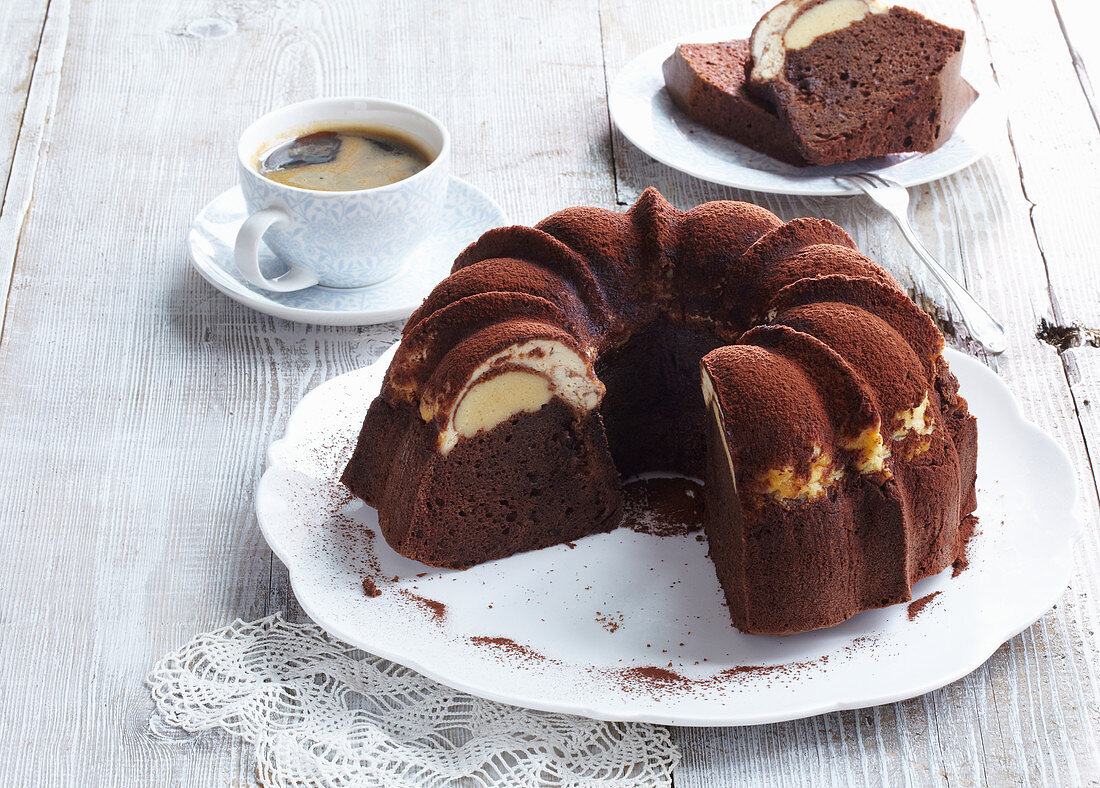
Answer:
xmin=234 ymin=207 xmax=319 ymax=292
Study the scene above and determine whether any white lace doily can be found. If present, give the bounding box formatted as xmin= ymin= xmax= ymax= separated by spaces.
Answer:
xmin=147 ymin=614 xmax=680 ymax=787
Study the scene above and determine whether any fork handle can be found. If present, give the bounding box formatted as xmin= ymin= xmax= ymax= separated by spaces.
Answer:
xmin=890 ymin=216 xmax=1008 ymax=355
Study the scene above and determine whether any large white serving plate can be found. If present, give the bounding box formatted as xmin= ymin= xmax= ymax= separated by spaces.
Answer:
xmin=608 ymin=26 xmax=1005 ymax=196
xmin=256 ymin=346 xmax=1081 ymax=726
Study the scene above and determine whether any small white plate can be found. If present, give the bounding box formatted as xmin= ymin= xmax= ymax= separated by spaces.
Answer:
xmin=257 ymin=346 xmax=1081 ymax=725
xmin=188 ymin=178 xmax=507 ymax=325
xmin=608 ymin=27 xmax=1005 ymax=196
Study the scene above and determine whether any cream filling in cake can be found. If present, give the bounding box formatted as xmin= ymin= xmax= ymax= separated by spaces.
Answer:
xmin=757 ymin=446 xmax=843 ymax=501
xmin=703 ymin=368 xmax=844 ymax=502
xmin=433 ymin=339 xmax=605 ymax=455
xmin=840 ymin=425 xmax=891 ymax=476
xmin=751 ymin=0 xmax=889 ymax=81
xmin=891 ymin=393 xmax=934 ymax=441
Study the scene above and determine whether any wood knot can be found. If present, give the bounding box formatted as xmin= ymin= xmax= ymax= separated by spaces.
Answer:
xmin=172 ymin=17 xmax=237 ymax=40
xmin=1036 ymin=318 xmax=1100 ymax=353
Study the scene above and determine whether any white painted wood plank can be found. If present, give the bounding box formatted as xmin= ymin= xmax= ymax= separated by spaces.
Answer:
xmin=0 ymin=0 xmax=47 ymax=191
xmin=0 ymin=0 xmax=63 ymax=340
xmin=0 ymin=0 xmax=611 ymax=785
xmin=965 ymin=0 xmax=1100 ymax=784
xmin=971 ymin=0 xmax=1100 ymax=328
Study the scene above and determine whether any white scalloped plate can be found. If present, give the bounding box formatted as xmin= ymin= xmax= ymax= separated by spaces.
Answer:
xmin=256 ymin=346 xmax=1081 ymax=725
xmin=608 ymin=27 xmax=1005 ymax=196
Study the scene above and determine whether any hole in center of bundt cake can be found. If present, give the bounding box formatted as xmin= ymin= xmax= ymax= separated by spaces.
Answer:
xmin=595 ymin=319 xmax=725 ymax=479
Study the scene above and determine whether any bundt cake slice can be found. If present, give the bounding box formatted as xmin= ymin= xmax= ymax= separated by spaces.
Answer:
xmin=342 ymin=188 xmax=977 ymax=634
xmin=747 ymin=0 xmax=978 ymax=164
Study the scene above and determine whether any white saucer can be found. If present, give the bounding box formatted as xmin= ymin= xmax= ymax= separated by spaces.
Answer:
xmin=256 ymin=346 xmax=1082 ymax=726
xmin=188 ymin=178 xmax=507 ymax=325
xmin=608 ymin=26 xmax=1006 ymax=196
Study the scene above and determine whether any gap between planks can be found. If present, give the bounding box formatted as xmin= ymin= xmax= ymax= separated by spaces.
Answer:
xmin=0 ymin=0 xmax=66 ymax=350
xmin=1048 ymin=0 xmax=1100 ymax=136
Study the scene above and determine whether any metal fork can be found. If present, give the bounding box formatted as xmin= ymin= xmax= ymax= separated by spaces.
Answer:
xmin=835 ymin=173 xmax=1007 ymax=355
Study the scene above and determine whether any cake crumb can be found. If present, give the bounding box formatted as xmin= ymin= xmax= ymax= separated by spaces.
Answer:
xmin=362 ymin=577 xmax=381 ymax=598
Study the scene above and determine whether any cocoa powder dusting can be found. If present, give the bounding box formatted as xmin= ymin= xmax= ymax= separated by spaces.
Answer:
xmin=907 ymin=591 xmax=941 ymax=620
xmin=719 ymin=664 xmax=773 ymax=677
xmin=621 ymin=477 xmax=704 ymax=537
xmin=611 ymin=652 xmax=837 ymax=696
xmin=619 ymin=666 xmax=689 ymax=689
xmin=716 ymin=655 xmax=829 ymax=681
xmin=952 ymin=515 xmax=980 ymax=577
xmin=398 ymin=590 xmax=447 ymax=622
xmin=329 ymin=509 xmax=381 ymax=576
xmin=595 ymin=610 xmax=623 ymax=633
xmin=469 ymin=635 xmax=547 ymax=661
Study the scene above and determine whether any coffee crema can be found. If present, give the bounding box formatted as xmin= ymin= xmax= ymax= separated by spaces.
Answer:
xmin=256 ymin=125 xmax=433 ymax=191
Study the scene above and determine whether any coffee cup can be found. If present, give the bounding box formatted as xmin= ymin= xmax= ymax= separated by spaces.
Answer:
xmin=235 ymin=97 xmax=450 ymax=291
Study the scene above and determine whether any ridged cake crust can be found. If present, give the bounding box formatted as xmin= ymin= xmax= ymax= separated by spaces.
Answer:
xmin=342 ymin=187 xmax=978 ymax=635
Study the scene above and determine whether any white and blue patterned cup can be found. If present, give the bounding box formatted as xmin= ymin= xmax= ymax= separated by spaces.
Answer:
xmin=235 ymin=97 xmax=450 ymax=290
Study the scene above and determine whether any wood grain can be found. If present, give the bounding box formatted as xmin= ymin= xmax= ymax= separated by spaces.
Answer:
xmin=0 ymin=0 xmax=1097 ymax=784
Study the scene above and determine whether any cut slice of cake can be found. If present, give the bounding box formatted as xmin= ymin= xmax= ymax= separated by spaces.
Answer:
xmin=747 ymin=0 xmax=978 ymax=165
xmin=662 ymin=40 xmax=809 ymax=166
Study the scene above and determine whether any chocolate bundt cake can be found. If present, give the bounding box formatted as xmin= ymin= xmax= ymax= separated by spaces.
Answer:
xmin=662 ymin=0 xmax=978 ymax=166
xmin=342 ymin=188 xmax=978 ymax=635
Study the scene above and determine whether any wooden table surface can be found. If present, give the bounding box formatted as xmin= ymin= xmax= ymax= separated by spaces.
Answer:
xmin=1 ymin=0 xmax=1098 ymax=784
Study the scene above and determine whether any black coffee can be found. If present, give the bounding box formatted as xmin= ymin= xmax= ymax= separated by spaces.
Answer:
xmin=258 ymin=126 xmax=433 ymax=191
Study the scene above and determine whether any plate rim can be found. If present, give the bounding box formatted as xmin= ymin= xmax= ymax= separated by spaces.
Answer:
xmin=187 ymin=177 xmax=508 ymax=326
xmin=256 ymin=347 xmax=1083 ymax=725
xmin=608 ymin=26 xmax=1004 ymax=196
